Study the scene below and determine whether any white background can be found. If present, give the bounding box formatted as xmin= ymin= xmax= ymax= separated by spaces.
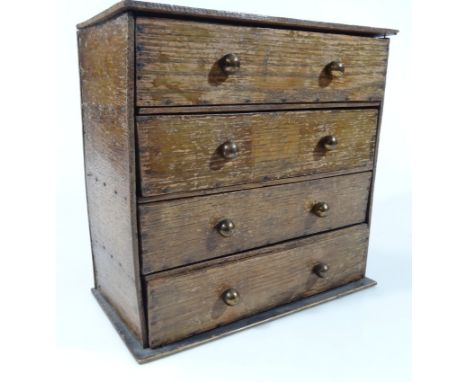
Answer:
xmin=62 ymin=0 xmax=412 ymax=378
xmin=3 ymin=0 xmax=467 ymax=380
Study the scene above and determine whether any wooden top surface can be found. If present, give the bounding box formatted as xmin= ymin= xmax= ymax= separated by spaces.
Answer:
xmin=77 ymin=1 xmax=398 ymax=37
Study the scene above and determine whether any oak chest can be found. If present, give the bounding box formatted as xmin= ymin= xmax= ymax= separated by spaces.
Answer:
xmin=77 ymin=1 xmax=397 ymax=363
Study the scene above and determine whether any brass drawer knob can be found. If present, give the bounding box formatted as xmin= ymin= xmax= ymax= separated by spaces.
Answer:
xmin=220 ymin=53 xmax=241 ymax=74
xmin=326 ymin=61 xmax=345 ymax=78
xmin=312 ymin=202 xmax=330 ymax=217
xmin=217 ymin=219 xmax=235 ymax=237
xmin=313 ymin=263 xmax=329 ymax=278
xmin=220 ymin=140 xmax=239 ymax=160
xmin=321 ymin=135 xmax=338 ymax=151
xmin=223 ymin=288 xmax=240 ymax=306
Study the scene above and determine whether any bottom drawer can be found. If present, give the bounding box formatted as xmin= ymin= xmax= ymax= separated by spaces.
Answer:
xmin=146 ymin=224 xmax=369 ymax=348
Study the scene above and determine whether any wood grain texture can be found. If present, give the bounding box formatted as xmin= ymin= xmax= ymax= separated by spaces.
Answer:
xmin=136 ymin=17 xmax=389 ymax=107
xmin=138 ymin=168 xmax=371 ymax=203
xmin=78 ymin=13 xmax=146 ymax=343
xmin=76 ymin=2 xmax=396 ymax=357
xmin=137 ymin=108 xmax=378 ymax=197
xmin=77 ymin=1 xmax=398 ymax=36
xmin=146 ymin=224 xmax=369 ymax=347
xmin=367 ymin=55 xmax=390 ymax=228
xmin=139 ymin=172 xmax=372 ymax=274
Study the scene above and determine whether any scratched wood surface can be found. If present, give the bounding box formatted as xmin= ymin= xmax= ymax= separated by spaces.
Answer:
xmin=146 ymin=224 xmax=369 ymax=347
xmin=139 ymin=172 xmax=371 ymax=274
xmin=135 ymin=17 xmax=389 ymax=107
xmin=76 ymin=2 xmax=396 ymax=358
xmin=137 ymin=108 xmax=378 ymax=197
xmin=78 ymin=13 xmax=146 ymax=343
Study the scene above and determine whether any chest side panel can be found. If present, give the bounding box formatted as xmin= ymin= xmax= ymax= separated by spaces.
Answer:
xmin=78 ymin=13 xmax=146 ymax=343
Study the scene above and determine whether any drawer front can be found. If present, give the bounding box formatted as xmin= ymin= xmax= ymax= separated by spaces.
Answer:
xmin=140 ymin=172 xmax=371 ymax=274
xmin=146 ymin=224 xmax=368 ymax=347
xmin=136 ymin=18 xmax=389 ymax=107
xmin=137 ymin=108 xmax=378 ymax=197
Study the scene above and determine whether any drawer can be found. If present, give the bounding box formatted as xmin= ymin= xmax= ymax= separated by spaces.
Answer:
xmin=140 ymin=172 xmax=371 ymax=274
xmin=136 ymin=18 xmax=389 ymax=107
xmin=146 ymin=224 xmax=368 ymax=347
xmin=137 ymin=108 xmax=378 ymax=197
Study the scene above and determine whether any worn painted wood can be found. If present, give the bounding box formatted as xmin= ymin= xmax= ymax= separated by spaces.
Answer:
xmin=77 ymin=2 xmax=396 ymax=361
xmin=78 ymin=13 xmax=146 ymax=344
xmin=137 ymin=108 xmax=378 ymax=197
xmin=136 ymin=18 xmax=389 ymax=107
xmin=367 ymin=57 xmax=390 ymax=229
xmin=78 ymin=1 xmax=397 ymax=36
xmin=146 ymin=224 xmax=369 ymax=347
xmin=137 ymin=168 xmax=371 ymax=203
xmin=139 ymin=172 xmax=372 ymax=274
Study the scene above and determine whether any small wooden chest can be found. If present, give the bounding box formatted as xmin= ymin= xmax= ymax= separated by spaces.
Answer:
xmin=77 ymin=1 xmax=397 ymax=363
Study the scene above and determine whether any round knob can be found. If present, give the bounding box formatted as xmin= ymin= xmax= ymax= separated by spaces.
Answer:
xmin=223 ymin=288 xmax=240 ymax=306
xmin=220 ymin=53 xmax=241 ymax=74
xmin=326 ymin=61 xmax=345 ymax=78
xmin=312 ymin=202 xmax=330 ymax=217
xmin=220 ymin=140 xmax=239 ymax=160
xmin=217 ymin=219 xmax=235 ymax=237
xmin=321 ymin=135 xmax=338 ymax=151
xmin=313 ymin=263 xmax=329 ymax=278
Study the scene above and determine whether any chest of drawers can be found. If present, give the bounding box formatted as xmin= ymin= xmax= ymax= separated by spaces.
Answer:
xmin=77 ymin=1 xmax=397 ymax=363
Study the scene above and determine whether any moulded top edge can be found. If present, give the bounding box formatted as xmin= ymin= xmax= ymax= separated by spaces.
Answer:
xmin=77 ymin=0 xmax=399 ymax=37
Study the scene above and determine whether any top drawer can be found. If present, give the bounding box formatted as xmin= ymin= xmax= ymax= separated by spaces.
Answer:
xmin=136 ymin=18 xmax=389 ymax=107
